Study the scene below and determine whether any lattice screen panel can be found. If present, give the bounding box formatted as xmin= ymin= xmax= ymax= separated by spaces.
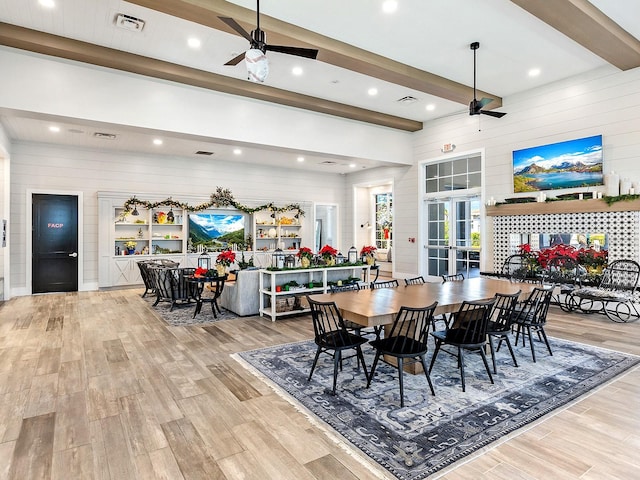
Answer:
xmin=493 ymin=211 xmax=640 ymax=272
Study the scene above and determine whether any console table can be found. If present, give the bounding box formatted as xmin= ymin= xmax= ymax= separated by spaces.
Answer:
xmin=259 ymin=265 xmax=371 ymax=321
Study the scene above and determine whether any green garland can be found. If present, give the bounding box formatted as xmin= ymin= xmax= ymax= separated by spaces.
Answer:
xmin=602 ymin=194 xmax=640 ymax=206
xmin=123 ymin=187 xmax=305 ymax=216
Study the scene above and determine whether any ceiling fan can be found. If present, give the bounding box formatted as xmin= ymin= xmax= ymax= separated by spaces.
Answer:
xmin=219 ymin=0 xmax=319 ymax=82
xmin=469 ymin=42 xmax=507 ymax=118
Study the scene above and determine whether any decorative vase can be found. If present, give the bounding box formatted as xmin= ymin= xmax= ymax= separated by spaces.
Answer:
xmin=301 ymin=257 xmax=311 ymax=268
xmin=216 ymin=264 xmax=227 ymax=276
xmin=366 ymin=255 xmax=375 ymax=265
xmin=127 ymin=248 xmax=136 ymax=255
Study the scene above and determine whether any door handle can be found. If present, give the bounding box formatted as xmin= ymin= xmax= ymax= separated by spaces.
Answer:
xmin=69 ymin=252 xmax=78 ymax=257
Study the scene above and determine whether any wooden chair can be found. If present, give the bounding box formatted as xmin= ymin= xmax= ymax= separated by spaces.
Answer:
xmin=306 ymin=296 xmax=369 ymax=394
xmin=367 ymin=303 xmax=438 ymax=407
xmin=486 ymin=290 xmax=521 ymax=373
xmin=429 ymin=298 xmax=496 ymax=392
xmin=404 ymin=276 xmax=426 ymax=285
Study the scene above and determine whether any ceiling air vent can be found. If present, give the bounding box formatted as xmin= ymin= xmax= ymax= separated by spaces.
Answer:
xmin=195 ymin=151 xmax=214 ymax=156
xmin=114 ymin=14 xmax=145 ymax=32
xmin=320 ymin=161 xmax=337 ymax=165
xmin=396 ymin=95 xmax=418 ymax=104
xmin=93 ymin=132 xmax=117 ymax=140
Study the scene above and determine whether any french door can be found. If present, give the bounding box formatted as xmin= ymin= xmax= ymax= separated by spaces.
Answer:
xmin=424 ymin=197 xmax=481 ymax=280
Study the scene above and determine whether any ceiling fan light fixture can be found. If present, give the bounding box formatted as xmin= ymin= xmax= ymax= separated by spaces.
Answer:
xmin=245 ymin=48 xmax=269 ymax=83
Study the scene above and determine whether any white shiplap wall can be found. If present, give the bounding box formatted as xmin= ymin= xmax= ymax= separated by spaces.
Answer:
xmin=9 ymin=142 xmax=346 ymax=294
xmin=345 ymin=65 xmax=640 ymax=276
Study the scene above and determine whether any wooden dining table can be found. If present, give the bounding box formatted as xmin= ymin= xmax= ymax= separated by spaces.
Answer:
xmin=309 ymin=277 xmax=537 ymax=329
xmin=309 ymin=277 xmax=537 ymax=374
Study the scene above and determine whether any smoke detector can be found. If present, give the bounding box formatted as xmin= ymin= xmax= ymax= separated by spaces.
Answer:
xmin=115 ymin=14 xmax=145 ymax=32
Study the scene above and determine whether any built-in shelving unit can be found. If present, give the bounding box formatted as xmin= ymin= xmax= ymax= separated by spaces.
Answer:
xmin=253 ymin=210 xmax=302 ymax=252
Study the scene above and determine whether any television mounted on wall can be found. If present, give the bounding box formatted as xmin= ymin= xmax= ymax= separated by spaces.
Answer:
xmin=188 ymin=212 xmax=245 ymax=249
xmin=512 ymin=135 xmax=603 ymax=193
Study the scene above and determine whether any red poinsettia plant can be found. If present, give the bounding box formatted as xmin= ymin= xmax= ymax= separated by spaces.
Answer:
xmin=216 ymin=250 xmax=236 ymax=266
xmin=195 ymin=267 xmax=208 ymax=277
xmin=318 ymin=244 xmax=338 ymax=259
xmin=297 ymin=246 xmax=314 ymax=260
xmin=360 ymin=245 xmax=377 ymax=256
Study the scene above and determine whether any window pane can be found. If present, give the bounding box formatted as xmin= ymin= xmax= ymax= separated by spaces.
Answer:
xmin=439 ymin=161 xmax=452 ymax=177
xmin=452 ymin=158 xmax=467 ymax=175
xmin=451 ymin=174 xmax=467 ymax=190
xmin=468 ymin=156 xmax=481 ymax=172
xmin=426 ymin=164 xmax=438 ymax=179
xmin=426 ymin=179 xmax=438 ymax=193
xmin=468 ymin=172 xmax=481 ymax=188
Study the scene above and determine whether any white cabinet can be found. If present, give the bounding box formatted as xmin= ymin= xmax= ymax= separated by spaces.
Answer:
xmin=111 ymin=258 xmax=143 ymax=286
xmin=259 ymin=265 xmax=371 ymax=321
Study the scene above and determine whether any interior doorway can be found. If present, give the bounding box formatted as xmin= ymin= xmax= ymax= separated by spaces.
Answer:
xmin=32 ymin=193 xmax=79 ymax=293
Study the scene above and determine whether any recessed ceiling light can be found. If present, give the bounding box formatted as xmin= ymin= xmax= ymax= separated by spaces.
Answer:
xmin=528 ymin=68 xmax=541 ymax=77
xmin=39 ymin=0 xmax=55 ymax=8
xmin=425 ymin=104 xmax=436 ymax=111
xmin=187 ymin=37 xmax=201 ymax=49
xmin=292 ymin=66 xmax=303 ymax=76
xmin=233 ymin=148 xmax=242 ymax=155
xmin=48 ymin=126 xmax=60 ymax=132
xmin=349 ymin=163 xmax=356 ymax=168
xmin=382 ymin=0 xmax=398 ymax=14
xmin=153 ymin=139 xmax=163 ymax=145
xmin=297 ymin=156 xmax=305 ymax=162
xmin=368 ymin=87 xmax=378 ymax=96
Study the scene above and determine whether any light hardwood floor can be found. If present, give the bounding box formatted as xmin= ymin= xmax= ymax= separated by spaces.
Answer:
xmin=0 ymin=288 xmax=638 ymax=479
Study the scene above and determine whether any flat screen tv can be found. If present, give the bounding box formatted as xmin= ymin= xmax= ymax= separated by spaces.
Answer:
xmin=188 ymin=212 xmax=245 ymax=249
xmin=512 ymin=135 xmax=603 ymax=193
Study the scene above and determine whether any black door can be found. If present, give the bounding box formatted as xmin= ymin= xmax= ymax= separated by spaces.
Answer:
xmin=32 ymin=194 xmax=78 ymax=293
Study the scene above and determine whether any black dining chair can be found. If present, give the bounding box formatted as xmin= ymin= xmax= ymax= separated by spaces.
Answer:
xmin=441 ymin=273 xmax=465 ymax=283
xmin=371 ymin=279 xmax=399 ymax=289
xmin=367 ymin=303 xmax=438 ymax=407
xmin=511 ymin=286 xmax=554 ymax=362
xmin=329 ymin=283 xmax=371 ymax=337
xmin=306 ymin=296 xmax=369 ymax=394
xmin=429 ymin=298 xmax=496 ymax=392
xmin=486 ymin=290 xmax=521 ymax=373
xmin=404 ymin=276 xmax=426 ymax=285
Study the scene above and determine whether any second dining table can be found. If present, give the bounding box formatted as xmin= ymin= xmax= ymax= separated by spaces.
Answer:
xmin=309 ymin=277 xmax=537 ymax=329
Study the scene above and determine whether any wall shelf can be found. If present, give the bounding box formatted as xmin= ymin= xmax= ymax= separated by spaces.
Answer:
xmin=486 ymin=198 xmax=640 ymax=216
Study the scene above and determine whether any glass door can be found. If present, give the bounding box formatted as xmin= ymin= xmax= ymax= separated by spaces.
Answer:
xmin=425 ymin=197 xmax=481 ymax=279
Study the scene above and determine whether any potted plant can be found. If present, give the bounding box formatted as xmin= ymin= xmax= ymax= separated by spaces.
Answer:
xmin=297 ymin=246 xmax=314 ymax=268
xmin=124 ymin=240 xmax=137 ymax=255
xmin=360 ymin=245 xmax=377 ymax=265
xmin=215 ymin=249 xmax=236 ymax=275
xmin=319 ymin=244 xmax=338 ymax=266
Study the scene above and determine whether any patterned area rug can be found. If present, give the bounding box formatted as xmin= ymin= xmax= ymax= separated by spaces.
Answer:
xmin=142 ymin=294 xmax=238 ymax=326
xmin=236 ymin=337 xmax=639 ymax=479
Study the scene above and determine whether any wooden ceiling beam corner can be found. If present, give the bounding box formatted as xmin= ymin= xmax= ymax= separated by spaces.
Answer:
xmin=0 ymin=23 xmax=422 ymax=132
xmin=511 ymin=0 xmax=640 ymax=71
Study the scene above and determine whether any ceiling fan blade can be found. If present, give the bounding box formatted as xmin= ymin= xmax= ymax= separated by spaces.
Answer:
xmin=477 ymin=97 xmax=493 ymax=109
xmin=480 ymin=110 xmax=507 ymax=118
xmin=265 ymin=44 xmax=319 ymax=60
xmin=224 ymin=52 xmax=246 ymax=66
xmin=218 ymin=16 xmax=253 ymax=43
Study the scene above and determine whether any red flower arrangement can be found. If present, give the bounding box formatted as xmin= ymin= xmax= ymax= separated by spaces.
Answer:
xmin=216 ymin=250 xmax=236 ymax=266
xmin=195 ymin=267 xmax=208 ymax=277
xmin=297 ymin=246 xmax=314 ymax=260
xmin=318 ymin=244 xmax=338 ymax=259
xmin=360 ymin=245 xmax=377 ymax=256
